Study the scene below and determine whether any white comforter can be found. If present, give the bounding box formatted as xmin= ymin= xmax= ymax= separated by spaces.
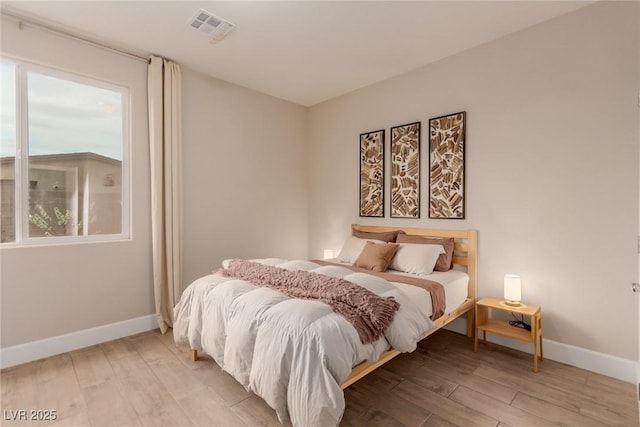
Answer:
xmin=173 ymin=259 xmax=434 ymax=427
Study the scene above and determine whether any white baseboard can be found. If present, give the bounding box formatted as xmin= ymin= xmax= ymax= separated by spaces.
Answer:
xmin=0 ymin=314 xmax=157 ymax=369
xmin=2 ymin=315 xmax=636 ymax=384
xmin=444 ymin=318 xmax=637 ymax=384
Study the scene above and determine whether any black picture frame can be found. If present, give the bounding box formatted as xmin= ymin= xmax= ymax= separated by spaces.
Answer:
xmin=428 ymin=111 xmax=466 ymax=219
xmin=359 ymin=129 xmax=385 ymax=217
xmin=390 ymin=121 xmax=420 ymax=218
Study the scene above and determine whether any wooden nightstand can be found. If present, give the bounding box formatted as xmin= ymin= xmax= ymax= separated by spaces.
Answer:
xmin=474 ymin=296 xmax=543 ymax=372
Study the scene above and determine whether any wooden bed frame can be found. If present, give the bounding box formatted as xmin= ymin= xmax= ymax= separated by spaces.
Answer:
xmin=190 ymin=224 xmax=478 ymax=390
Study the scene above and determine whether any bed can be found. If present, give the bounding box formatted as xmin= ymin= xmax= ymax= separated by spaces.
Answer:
xmin=173 ymin=224 xmax=477 ymax=426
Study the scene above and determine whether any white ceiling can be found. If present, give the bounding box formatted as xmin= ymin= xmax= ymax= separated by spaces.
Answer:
xmin=1 ymin=1 xmax=592 ymax=106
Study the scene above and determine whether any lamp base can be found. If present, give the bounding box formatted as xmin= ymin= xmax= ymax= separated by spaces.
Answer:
xmin=500 ymin=300 xmax=526 ymax=309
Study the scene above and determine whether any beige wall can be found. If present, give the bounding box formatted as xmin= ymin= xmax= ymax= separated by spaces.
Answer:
xmin=0 ymin=16 xmax=153 ymax=347
xmin=181 ymin=69 xmax=309 ymax=284
xmin=308 ymin=1 xmax=639 ymax=360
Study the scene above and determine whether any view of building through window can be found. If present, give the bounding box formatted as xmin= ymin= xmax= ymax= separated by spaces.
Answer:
xmin=0 ymin=60 xmax=128 ymax=243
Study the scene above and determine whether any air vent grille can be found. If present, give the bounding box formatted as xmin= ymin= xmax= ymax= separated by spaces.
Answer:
xmin=188 ymin=9 xmax=235 ymax=44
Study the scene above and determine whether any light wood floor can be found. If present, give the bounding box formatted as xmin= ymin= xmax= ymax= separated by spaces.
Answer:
xmin=1 ymin=329 xmax=637 ymax=426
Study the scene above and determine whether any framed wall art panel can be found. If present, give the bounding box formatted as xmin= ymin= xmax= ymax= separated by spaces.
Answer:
xmin=428 ymin=112 xmax=466 ymax=219
xmin=390 ymin=122 xmax=420 ymax=218
xmin=359 ymin=129 xmax=385 ymax=217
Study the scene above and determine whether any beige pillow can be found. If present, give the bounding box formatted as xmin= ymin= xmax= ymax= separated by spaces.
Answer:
xmin=337 ymin=236 xmax=385 ymax=263
xmin=354 ymin=241 xmax=400 ymax=272
xmin=396 ymin=232 xmax=455 ymax=271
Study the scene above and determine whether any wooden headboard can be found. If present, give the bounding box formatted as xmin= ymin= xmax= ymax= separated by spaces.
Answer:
xmin=351 ymin=224 xmax=477 ymax=300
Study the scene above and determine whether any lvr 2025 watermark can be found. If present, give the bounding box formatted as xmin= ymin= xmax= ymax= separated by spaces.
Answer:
xmin=3 ymin=409 xmax=58 ymax=421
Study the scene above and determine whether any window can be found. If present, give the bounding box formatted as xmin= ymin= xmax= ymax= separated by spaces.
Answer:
xmin=0 ymin=59 xmax=129 ymax=244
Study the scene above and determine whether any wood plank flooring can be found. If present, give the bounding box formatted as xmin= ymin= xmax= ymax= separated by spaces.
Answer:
xmin=1 ymin=329 xmax=637 ymax=426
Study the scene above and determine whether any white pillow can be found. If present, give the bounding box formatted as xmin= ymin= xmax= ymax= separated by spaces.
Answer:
xmin=388 ymin=243 xmax=446 ymax=276
xmin=336 ymin=236 xmax=385 ymax=264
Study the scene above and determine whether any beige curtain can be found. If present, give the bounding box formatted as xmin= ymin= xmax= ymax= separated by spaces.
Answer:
xmin=148 ymin=56 xmax=183 ymax=333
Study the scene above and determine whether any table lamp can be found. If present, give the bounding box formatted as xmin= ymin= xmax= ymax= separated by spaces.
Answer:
xmin=503 ymin=274 xmax=522 ymax=307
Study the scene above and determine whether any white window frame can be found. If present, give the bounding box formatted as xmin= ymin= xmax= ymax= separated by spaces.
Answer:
xmin=2 ymin=57 xmax=131 ymax=246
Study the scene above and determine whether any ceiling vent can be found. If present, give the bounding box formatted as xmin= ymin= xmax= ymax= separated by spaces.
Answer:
xmin=188 ymin=9 xmax=235 ymax=44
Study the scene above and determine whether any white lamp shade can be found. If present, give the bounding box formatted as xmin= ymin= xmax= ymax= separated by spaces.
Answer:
xmin=504 ymin=274 xmax=522 ymax=302
xmin=323 ymin=249 xmax=334 ymax=260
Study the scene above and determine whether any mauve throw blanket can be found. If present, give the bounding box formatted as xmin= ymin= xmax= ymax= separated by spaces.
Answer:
xmin=220 ymin=259 xmax=399 ymax=344
xmin=312 ymin=260 xmax=446 ymax=320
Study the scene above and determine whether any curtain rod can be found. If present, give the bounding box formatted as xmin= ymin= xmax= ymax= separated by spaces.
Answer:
xmin=1 ymin=11 xmax=150 ymax=63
